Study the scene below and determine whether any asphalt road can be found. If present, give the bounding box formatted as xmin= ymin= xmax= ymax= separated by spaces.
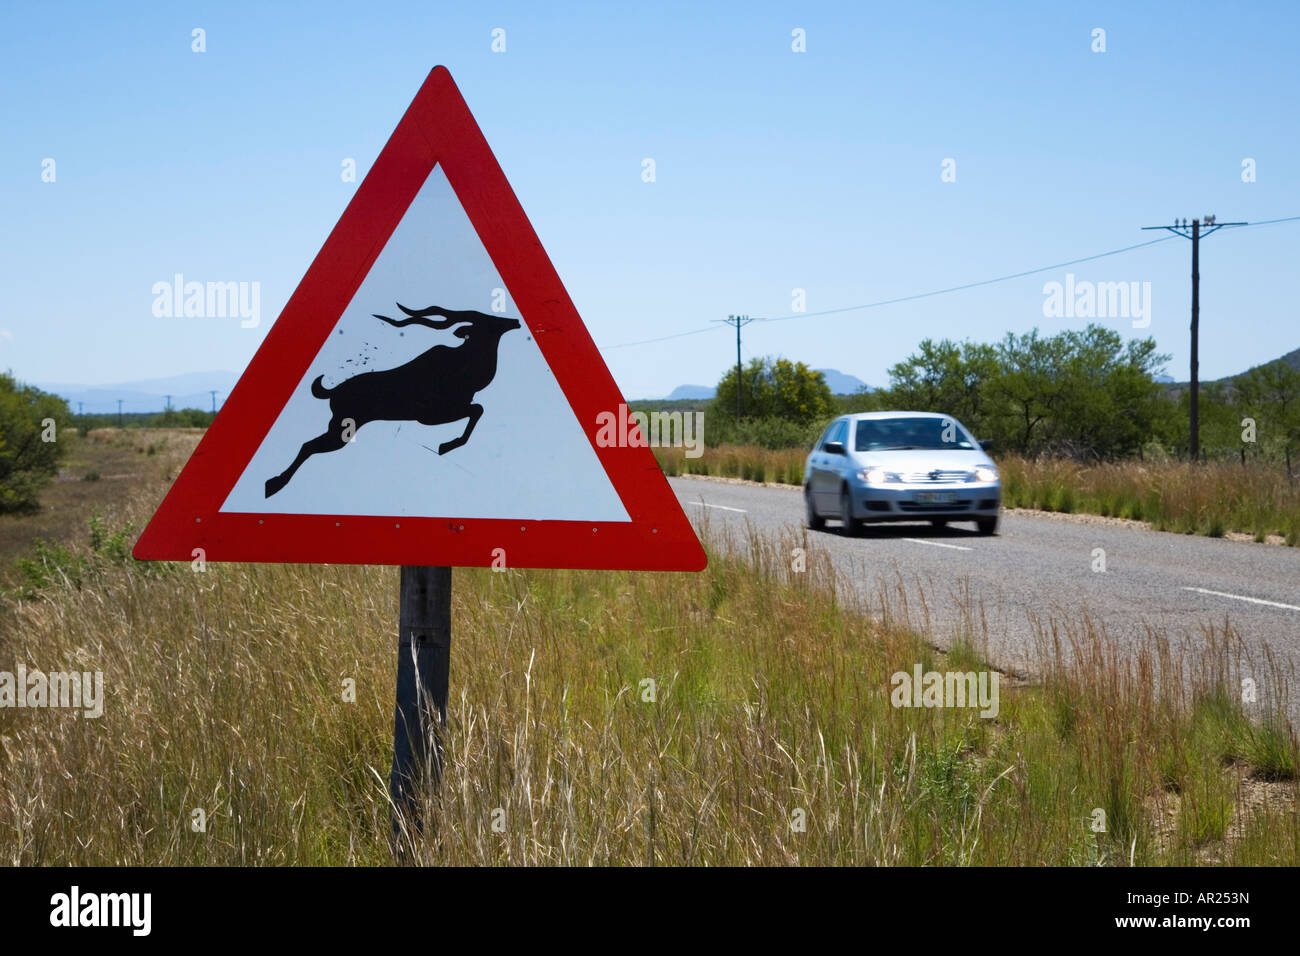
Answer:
xmin=669 ymin=475 xmax=1300 ymax=710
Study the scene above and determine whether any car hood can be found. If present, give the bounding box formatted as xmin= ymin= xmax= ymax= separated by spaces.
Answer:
xmin=852 ymin=449 xmax=995 ymax=472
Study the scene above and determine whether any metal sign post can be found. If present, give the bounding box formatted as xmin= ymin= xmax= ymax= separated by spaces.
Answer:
xmin=389 ymin=565 xmax=452 ymax=842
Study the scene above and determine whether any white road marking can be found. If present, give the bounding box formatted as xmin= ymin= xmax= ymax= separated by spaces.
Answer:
xmin=1181 ymin=587 xmax=1300 ymax=612
xmin=901 ymin=537 xmax=973 ymax=552
xmin=687 ymin=501 xmax=747 ymax=514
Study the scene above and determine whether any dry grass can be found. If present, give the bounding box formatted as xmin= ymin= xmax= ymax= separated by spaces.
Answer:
xmin=0 ymin=433 xmax=1297 ymax=866
xmin=0 ymin=428 xmax=197 ymax=577
xmin=655 ymin=444 xmax=806 ymax=486
xmin=998 ymin=455 xmax=1300 ymax=545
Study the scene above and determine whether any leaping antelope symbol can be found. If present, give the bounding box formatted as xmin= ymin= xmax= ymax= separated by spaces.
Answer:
xmin=265 ymin=304 xmax=521 ymax=498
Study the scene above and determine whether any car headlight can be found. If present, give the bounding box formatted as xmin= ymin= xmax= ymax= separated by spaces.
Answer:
xmin=973 ymin=466 xmax=998 ymax=483
xmin=859 ymin=468 xmax=896 ymax=485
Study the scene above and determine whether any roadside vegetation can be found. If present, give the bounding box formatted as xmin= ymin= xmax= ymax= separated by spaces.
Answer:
xmin=656 ymin=443 xmax=806 ymax=485
xmin=1 ymin=435 xmax=1296 ymax=865
xmin=0 ymin=428 xmax=195 ymax=583
xmin=3 ymin=325 xmax=1297 ymax=862
xmin=72 ymin=407 xmax=217 ymax=432
xmin=999 ymin=456 xmax=1300 ymax=545
xmin=695 ymin=325 xmax=1299 ymax=467
xmin=656 ymin=447 xmax=1300 ymax=546
xmin=0 ymin=373 xmax=72 ymax=514
xmin=652 ymin=326 xmax=1300 ymax=544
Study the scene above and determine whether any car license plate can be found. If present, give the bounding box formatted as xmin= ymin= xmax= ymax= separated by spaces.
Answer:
xmin=914 ymin=491 xmax=956 ymax=504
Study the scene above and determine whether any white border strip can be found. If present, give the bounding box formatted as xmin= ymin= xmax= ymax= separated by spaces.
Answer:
xmin=687 ymin=501 xmax=747 ymax=514
xmin=901 ymin=537 xmax=973 ymax=552
xmin=1182 ymin=586 xmax=1300 ymax=612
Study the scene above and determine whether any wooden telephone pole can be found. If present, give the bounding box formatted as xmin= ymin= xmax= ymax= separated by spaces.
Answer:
xmin=715 ymin=314 xmax=754 ymax=418
xmin=1141 ymin=215 xmax=1245 ymax=461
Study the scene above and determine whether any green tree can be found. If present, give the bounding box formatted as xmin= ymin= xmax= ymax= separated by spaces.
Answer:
xmin=880 ymin=338 xmax=999 ymax=435
xmin=835 ymin=387 xmax=884 ymax=416
xmin=1195 ymin=382 xmax=1246 ymax=463
xmin=1053 ymin=327 xmax=1168 ymax=459
xmin=145 ymin=407 xmax=216 ymax=428
xmin=714 ymin=356 xmax=833 ymax=424
xmin=0 ymin=372 xmax=72 ymax=513
xmin=1235 ymin=360 xmax=1300 ymax=477
xmin=984 ymin=329 xmax=1071 ymax=452
xmin=978 ymin=326 xmax=1166 ymax=458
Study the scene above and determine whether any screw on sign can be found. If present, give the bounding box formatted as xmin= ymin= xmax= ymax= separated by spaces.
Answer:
xmin=132 ymin=66 xmax=706 ymax=845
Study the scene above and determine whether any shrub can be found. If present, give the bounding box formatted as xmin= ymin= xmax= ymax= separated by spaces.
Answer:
xmin=0 ymin=373 xmax=72 ymax=513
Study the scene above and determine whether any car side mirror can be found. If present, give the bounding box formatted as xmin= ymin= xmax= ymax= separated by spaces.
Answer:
xmin=979 ymin=439 xmax=994 ymax=451
xmin=824 ymin=441 xmax=846 ymax=455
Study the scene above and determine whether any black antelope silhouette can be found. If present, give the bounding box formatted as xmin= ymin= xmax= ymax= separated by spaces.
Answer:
xmin=265 ymin=304 xmax=521 ymax=498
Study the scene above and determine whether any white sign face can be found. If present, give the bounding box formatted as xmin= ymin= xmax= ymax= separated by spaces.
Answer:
xmin=221 ymin=165 xmax=630 ymax=522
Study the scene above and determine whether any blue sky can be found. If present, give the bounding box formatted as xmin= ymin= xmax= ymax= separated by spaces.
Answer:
xmin=2 ymin=0 xmax=1297 ymax=402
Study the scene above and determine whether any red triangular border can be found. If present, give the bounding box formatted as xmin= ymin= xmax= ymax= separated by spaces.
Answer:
xmin=133 ymin=66 xmax=705 ymax=572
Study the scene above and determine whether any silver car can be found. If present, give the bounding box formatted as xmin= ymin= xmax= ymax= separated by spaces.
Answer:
xmin=804 ymin=412 xmax=1001 ymax=535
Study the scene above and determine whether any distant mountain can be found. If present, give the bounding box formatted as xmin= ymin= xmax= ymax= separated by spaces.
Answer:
xmin=664 ymin=384 xmax=716 ymax=401
xmin=1163 ymin=346 xmax=1300 ymax=388
xmin=660 ymin=368 xmax=870 ymax=402
xmin=32 ymin=371 xmax=239 ymax=414
xmin=1243 ymin=345 xmax=1300 ymax=376
xmin=818 ymin=368 xmax=871 ymax=395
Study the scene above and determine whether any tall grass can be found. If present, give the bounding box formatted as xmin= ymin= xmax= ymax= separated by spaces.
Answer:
xmin=2 ymin=484 xmax=1296 ymax=864
xmin=655 ymin=444 xmax=806 ymax=486
xmin=999 ymin=455 xmax=1300 ymax=544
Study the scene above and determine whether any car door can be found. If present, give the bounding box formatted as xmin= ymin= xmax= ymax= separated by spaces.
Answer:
xmin=813 ymin=418 xmax=849 ymax=511
xmin=807 ymin=422 xmax=833 ymax=501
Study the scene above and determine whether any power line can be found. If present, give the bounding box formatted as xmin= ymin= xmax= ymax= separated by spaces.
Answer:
xmin=600 ymin=236 xmax=1176 ymax=350
xmin=596 ymin=216 xmax=1298 ymax=352
xmin=600 ymin=325 xmax=721 ymax=350
xmin=756 ymin=236 xmax=1178 ymax=323
xmin=762 ymin=216 xmax=1296 ymax=324
xmin=1224 ymin=214 xmax=1300 ymax=228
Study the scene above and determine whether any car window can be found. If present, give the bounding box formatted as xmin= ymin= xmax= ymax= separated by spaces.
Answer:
xmin=854 ymin=417 xmax=975 ymax=451
xmin=822 ymin=419 xmax=848 ymax=450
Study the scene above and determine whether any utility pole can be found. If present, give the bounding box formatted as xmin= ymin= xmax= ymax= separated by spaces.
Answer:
xmin=1141 ymin=215 xmax=1246 ymax=461
xmin=77 ymin=401 xmax=83 ymax=416
xmin=210 ymin=390 xmax=218 ymax=414
xmin=164 ymin=394 xmax=172 ymax=412
xmin=116 ymin=399 xmax=123 ymax=427
xmin=714 ymin=314 xmax=755 ymax=419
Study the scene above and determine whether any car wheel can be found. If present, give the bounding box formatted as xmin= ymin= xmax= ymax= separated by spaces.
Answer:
xmin=840 ymin=486 xmax=861 ymax=536
xmin=805 ymin=486 xmax=825 ymax=530
xmin=976 ymin=515 xmax=999 ymax=535
xmin=929 ymin=518 xmax=948 ymax=528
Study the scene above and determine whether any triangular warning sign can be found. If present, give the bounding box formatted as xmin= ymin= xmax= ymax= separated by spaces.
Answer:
xmin=134 ymin=66 xmax=705 ymax=571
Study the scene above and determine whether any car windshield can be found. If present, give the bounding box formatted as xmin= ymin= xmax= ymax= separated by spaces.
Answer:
xmin=854 ymin=417 xmax=975 ymax=451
